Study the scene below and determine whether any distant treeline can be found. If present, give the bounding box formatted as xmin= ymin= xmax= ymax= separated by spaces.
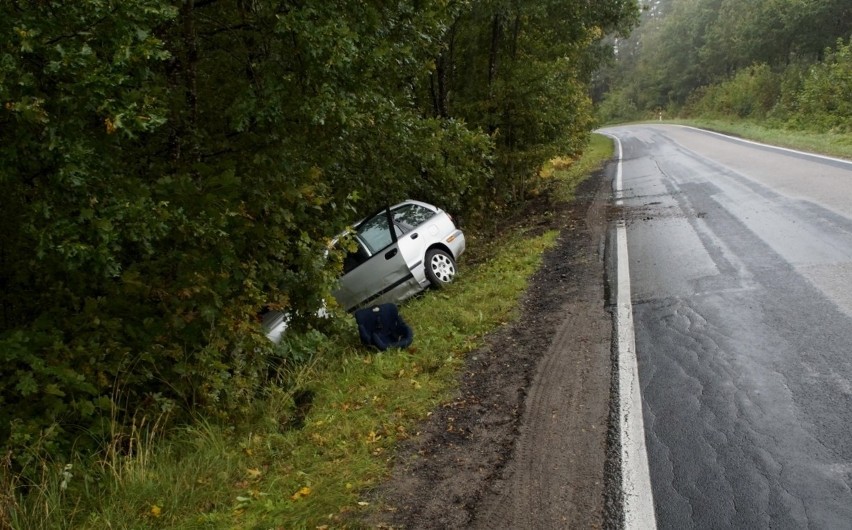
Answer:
xmin=0 ymin=1 xmax=637 ymax=466
xmin=597 ymin=0 xmax=851 ymax=130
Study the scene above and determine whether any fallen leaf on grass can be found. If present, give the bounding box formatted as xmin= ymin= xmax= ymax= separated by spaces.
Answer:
xmin=291 ymin=486 xmax=312 ymax=500
xmin=365 ymin=431 xmax=381 ymax=444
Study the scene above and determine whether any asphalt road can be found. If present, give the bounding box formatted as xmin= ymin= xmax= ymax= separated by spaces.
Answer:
xmin=601 ymin=124 xmax=852 ymax=528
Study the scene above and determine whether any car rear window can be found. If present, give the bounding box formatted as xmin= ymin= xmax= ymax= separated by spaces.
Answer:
xmin=391 ymin=203 xmax=435 ymax=234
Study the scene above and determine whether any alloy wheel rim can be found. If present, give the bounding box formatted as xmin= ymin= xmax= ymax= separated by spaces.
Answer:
xmin=431 ymin=254 xmax=455 ymax=283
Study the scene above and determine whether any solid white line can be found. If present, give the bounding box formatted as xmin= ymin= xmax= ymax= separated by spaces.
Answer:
xmin=677 ymin=125 xmax=852 ymax=166
xmin=609 ymin=134 xmax=657 ymax=529
xmin=616 ymin=222 xmax=656 ymax=530
xmin=615 ymin=136 xmax=624 ymax=205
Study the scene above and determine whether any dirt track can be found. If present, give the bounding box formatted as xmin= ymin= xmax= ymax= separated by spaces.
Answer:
xmin=364 ymin=170 xmax=616 ymax=529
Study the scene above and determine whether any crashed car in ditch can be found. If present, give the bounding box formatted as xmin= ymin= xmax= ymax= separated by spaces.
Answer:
xmin=263 ymin=200 xmax=465 ymax=342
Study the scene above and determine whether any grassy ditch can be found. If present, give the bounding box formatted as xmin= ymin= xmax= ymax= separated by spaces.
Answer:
xmin=3 ymin=135 xmax=615 ymax=529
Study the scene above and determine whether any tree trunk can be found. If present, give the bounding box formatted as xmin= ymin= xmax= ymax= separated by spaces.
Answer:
xmin=488 ymin=13 xmax=501 ymax=96
xmin=431 ymin=22 xmax=456 ymax=118
xmin=182 ymin=0 xmax=199 ymax=162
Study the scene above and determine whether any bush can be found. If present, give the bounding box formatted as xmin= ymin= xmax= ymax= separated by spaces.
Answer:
xmin=596 ymin=88 xmax=642 ymax=124
xmin=767 ymin=62 xmax=809 ymax=123
xmin=792 ymin=38 xmax=852 ymax=132
xmin=686 ymin=64 xmax=780 ymax=119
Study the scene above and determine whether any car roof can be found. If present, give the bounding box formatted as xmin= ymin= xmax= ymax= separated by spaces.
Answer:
xmin=390 ymin=199 xmax=439 ymax=211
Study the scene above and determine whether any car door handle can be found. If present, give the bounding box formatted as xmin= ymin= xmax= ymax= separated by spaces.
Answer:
xmin=385 ymin=248 xmax=398 ymax=259
xmin=411 ymin=233 xmax=419 ymax=240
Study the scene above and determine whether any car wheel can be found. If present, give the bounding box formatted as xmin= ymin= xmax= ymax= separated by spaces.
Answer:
xmin=425 ymin=248 xmax=456 ymax=287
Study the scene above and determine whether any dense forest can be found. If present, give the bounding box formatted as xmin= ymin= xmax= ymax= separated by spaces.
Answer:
xmin=597 ymin=0 xmax=852 ymax=130
xmin=0 ymin=0 xmax=638 ymax=467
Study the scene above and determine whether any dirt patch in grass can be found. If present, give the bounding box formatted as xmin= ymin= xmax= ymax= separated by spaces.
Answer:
xmin=362 ymin=169 xmax=616 ymax=528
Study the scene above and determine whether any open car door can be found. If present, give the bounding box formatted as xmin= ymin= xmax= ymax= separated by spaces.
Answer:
xmin=334 ymin=207 xmax=418 ymax=312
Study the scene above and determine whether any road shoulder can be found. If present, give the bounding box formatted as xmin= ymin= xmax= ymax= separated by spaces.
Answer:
xmin=364 ymin=170 xmax=615 ymax=528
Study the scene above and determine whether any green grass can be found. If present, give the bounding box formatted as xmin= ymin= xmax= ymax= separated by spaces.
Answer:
xmin=554 ymin=134 xmax=613 ymax=203
xmin=665 ymin=118 xmax=852 ymax=160
xmin=3 ymin=136 xmax=616 ymax=529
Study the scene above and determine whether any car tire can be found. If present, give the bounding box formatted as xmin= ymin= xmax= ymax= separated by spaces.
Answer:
xmin=425 ymin=248 xmax=456 ymax=288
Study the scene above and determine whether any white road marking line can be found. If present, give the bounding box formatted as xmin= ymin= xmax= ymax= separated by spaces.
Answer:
xmin=610 ymin=134 xmax=657 ymax=529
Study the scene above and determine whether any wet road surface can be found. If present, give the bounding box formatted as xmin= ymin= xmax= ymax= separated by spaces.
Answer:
xmin=602 ymin=125 xmax=852 ymax=528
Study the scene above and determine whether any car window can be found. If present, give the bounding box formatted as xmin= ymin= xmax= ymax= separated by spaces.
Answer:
xmin=357 ymin=210 xmax=394 ymax=254
xmin=391 ymin=203 xmax=435 ymax=234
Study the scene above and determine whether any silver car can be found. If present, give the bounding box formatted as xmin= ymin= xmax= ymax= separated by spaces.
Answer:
xmin=334 ymin=199 xmax=465 ymax=311
xmin=263 ymin=200 xmax=465 ymax=342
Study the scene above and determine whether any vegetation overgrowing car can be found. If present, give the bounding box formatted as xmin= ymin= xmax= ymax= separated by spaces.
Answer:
xmin=262 ymin=200 xmax=465 ymax=342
